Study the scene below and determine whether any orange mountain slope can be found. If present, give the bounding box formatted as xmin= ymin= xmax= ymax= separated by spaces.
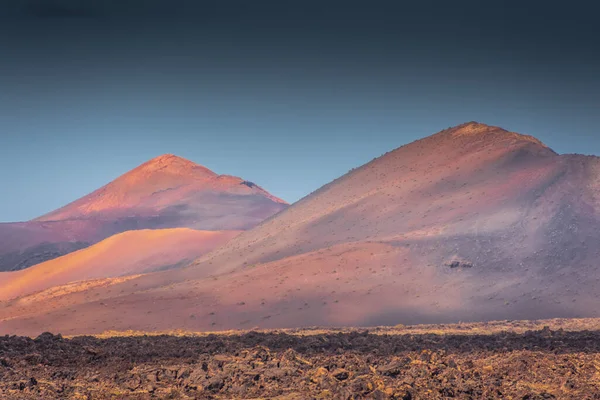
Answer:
xmin=0 ymin=228 xmax=240 ymax=301
xmin=2 ymin=122 xmax=600 ymax=336
xmin=35 ymin=154 xmax=286 ymax=222
xmin=0 ymin=155 xmax=287 ymax=272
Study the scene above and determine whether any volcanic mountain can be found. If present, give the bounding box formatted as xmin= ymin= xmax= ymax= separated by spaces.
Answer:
xmin=2 ymin=122 xmax=600 ymax=336
xmin=0 ymin=155 xmax=287 ymax=272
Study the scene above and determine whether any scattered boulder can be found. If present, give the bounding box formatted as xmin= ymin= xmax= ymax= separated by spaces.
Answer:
xmin=446 ymin=258 xmax=474 ymax=269
xmin=332 ymin=368 xmax=349 ymax=381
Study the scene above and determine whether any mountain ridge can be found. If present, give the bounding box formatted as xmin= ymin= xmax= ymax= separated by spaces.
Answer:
xmin=35 ymin=154 xmax=287 ymax=222
xmin=0 ymin=154 xmax=288 ymax=272
xmin=2 ymin=122 xmax=600 ymax=335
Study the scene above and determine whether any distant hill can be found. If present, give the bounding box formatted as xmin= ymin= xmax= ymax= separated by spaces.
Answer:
xmin=0 ymin=154 xmax=288 ymax=271
xmin=0 ymin=228 xmax=241 ymax=301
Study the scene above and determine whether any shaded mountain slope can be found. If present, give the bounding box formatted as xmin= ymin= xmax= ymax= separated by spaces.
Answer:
xmin=0 ymin=228 xmax=241 ymax=301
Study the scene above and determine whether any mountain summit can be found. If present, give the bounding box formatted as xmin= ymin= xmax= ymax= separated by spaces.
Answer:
xmin=35 ymin=154 xmax=286 ymax=222
xmin=133 ymin=154 xmax=218 ymax=177
xmin=439 ymin=121 xmax=552 ymax=149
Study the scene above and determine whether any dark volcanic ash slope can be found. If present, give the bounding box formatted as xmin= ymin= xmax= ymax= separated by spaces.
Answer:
xmin=2 ymin=122 xmax=600 ymax=336
xmin=0 ymin=155 xmax=288 ymax=272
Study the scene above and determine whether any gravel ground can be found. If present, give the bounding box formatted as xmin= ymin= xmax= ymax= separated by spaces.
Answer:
xmin=2 ymin=326 xmax=600 ymax=399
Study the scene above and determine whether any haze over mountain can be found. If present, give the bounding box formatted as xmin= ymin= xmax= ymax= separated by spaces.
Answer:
xmin=2 ymin=122 xmax=600 ymax=336
xmin=0 ymin=155 xmax=287 ymax=272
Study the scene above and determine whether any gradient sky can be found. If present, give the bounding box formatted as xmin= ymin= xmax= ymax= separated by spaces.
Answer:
xmin=1 ymin=0 xmax=599 ymax=222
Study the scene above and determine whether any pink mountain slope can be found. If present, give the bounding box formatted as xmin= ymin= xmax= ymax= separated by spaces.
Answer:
xmin=3 ymin=122 xmax=600 ymax=336
xmin=35 ymin=154 xmax=286 ymax=222
xmin=0 ymin=155 xmax=288 ymax=272
xmin=0 ymin=228 xmax=241 ymax=301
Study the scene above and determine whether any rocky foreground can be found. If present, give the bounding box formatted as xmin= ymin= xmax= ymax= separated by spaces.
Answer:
xmin=2 ymin=322 xmax=600 ymax=399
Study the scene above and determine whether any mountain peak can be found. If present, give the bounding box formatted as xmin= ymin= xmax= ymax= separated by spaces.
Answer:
xmin=148 ymin=153 xmax=183 ymax=163
xmin=452 ymin=121 xmax=498 ymax=134
xmin=136 ymin=154 xmax=217 ymax=178
xmin=33 ymin=152 xmax=287 ymax=222
xmin=144 ymin=153 xmax=203 ymax=168
xmin=443 ymin=121 xmax=550 ymax=149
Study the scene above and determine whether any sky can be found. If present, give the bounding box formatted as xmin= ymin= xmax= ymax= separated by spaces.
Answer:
xmin=1 ymin=0 xmax=599 ymax=222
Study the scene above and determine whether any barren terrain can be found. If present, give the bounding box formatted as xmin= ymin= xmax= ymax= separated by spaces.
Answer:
xmin=0 ymin=228 xmax=241 ymax=301
xmin=0 ymin=154 xmax=287 ymax=272
xmin=2 ymin=319 xmax=600 ymax=399
xmin=3 ymin=122 xmax=600 ymax=336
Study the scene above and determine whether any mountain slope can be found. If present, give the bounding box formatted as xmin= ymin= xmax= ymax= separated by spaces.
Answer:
xmin=0 ymin=155 xmax=288 ymax=271
xmin=2 ymin=122 xmax=600 ymax=336
xmin=35 ymin=154 xmax=286 ymax=223
xmin=0 ymin=228 xmax=240 ymax=301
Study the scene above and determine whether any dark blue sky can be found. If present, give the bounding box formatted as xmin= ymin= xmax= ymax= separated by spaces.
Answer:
xmin=1 ymin=0 xmax=599 ymax=221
